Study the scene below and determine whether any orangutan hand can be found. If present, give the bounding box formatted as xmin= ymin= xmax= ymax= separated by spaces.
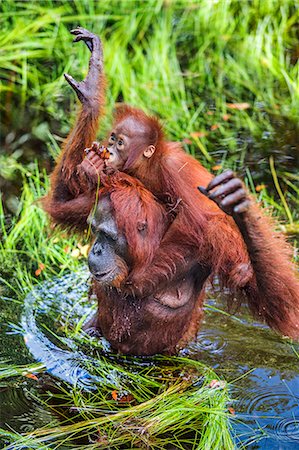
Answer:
xmin=198 ymin=170 xmax=251 ymax=216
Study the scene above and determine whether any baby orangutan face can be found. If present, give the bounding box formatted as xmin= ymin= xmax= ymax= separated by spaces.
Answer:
xmin=80 ymin=115 xmax=156 ymax=181
xmin=106 ymin=115 xmax=156 ymax=170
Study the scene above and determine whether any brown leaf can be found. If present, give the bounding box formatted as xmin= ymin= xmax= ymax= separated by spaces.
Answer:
xmin=210 ymin=124 xmax=219 ymax=131
xmin=111 ymin=390 xmax=118 ymax=401
xmin=228 ymin=407 xmax=236 ymax=415
xmin=222 ymin=114 xmax=231 ymax=121
xmin=183 ymin=138 xmax=193 ymax=144
xmin=119 ymin=393 xmax=135 ymax=403
xmin=190 ymin=131 xmax=207 ymax=138
xmin=212 ymin=165 xmax=222 ymax=171
xmin=255 ymin=184 xmax=267 ymax=192
xmin=35 ymin=268 xmax=41 ymax=277
xmin=24 ymin=373 xmax=38 ymax=381
xmin=226 ymin=102 xmax=251 ymax=110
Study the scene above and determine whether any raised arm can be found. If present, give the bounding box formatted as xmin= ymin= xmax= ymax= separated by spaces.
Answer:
xmin=53 ymin=27 xmax=105 ymax=199
xmin=43 ymin=28 xmax=105 ymax=230
xmin=201 ymin=170 xmax=299 ymax=339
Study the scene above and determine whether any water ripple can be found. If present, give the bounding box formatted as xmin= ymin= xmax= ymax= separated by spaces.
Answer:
xmin=235 ymin=384 xmax=299 ymax=445
xmin=274 ymin=418 xmax=299 ymax=442
xmin=195 ymin=330 xmax=227 ymax=354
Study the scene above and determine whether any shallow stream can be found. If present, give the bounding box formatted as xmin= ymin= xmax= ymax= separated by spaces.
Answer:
xmin=1 ymin=268 xmax=299 ymax=449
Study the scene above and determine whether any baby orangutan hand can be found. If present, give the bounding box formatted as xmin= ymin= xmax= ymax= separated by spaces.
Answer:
xmin=198 ymin=170 xmax=251 ymax=216
xmin=77 ymin=142 xmax=105 ymax=188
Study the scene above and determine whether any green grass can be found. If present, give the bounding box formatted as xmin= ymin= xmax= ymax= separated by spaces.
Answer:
xmin=0 ymin=165 xmax=85 ymax=295
xmin=1 ymin=0 xmax=298 ymax=225
xmin=0 ymin=356 xmax=235 ymax=449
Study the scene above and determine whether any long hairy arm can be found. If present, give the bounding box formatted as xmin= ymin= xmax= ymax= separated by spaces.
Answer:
xmin=236 ymin=205 xmax=299 ymax=338
xmin=43 ymin=28 xmax=105 ymax=230
xmin=201 ymin=170 xmax=299 ymax=339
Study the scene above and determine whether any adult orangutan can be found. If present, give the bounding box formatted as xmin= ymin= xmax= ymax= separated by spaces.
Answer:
xmin=85 ymin=171 xmax=204 ymax=355
xmin=43 ymin=28 xmax=299 ymax=351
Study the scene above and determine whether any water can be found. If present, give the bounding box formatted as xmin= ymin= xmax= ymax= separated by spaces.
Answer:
xmin=185 ymin=296 xmax=299 ymax=449
xmin=0 ymin=269 xmax=299 ymax=449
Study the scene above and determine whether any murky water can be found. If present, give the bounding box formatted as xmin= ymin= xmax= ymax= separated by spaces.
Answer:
xmin=0 ymin=268 xmax=299 ymax=449
xmin=184 ymin=293 xmax=299 ymax=449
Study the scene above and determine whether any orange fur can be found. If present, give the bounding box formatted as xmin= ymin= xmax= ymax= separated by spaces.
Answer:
xmin=112 ymin=107 xmax=299 ymax=340
xmin=44 ymin=98 xmax=299 ymax=346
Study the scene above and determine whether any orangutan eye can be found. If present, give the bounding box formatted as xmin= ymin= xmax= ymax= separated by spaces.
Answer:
xmin=109 ymin=134 xmax=116 ymax=145
xmin=117 ymin=139 xmax=124 ymax=147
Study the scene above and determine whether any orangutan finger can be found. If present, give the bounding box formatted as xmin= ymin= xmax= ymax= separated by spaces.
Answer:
xmin=64 ymin=73 xmax=85 ymax=102
xmin=91 ymin=142 xmax=100 ymax=152
xmin=64 ymin=73 xmax=79 ymax=89
xmin=70 ymin=27 xmax=82 ymax=35
xmin=221 ymin=189 xmax=247 ymax=207
xmin=85 ymin=150 xmax=102 ymax=163
xmin=88 ymin=152 xmax=100 ymax=163
xmin=206 ymin=170 xmax=234 ymax=192
xmin=233 ymin=199 xmax=251 ymax=214
xmin=198 ymin=186 xmax=209 ymax=196
xmin=93 ymin=160 xmax=104 ymax=169
xmin=209 ymin=178 xmax=243 ymax=200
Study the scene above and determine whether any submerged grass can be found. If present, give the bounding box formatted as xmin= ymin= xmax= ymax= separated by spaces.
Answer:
xmin=0 ymin=357 xmax=234 ymax=449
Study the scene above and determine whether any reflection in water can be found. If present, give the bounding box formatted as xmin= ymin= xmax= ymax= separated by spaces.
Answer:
xmin=2 ymin=268 xmax=299 ymax=449
xmin=183 ymin=293 xmax=299 ymax=449
xmin=0 ymin=384 xmax=56 ymax=439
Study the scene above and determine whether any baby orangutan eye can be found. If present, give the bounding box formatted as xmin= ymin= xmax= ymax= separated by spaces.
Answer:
xmin=109 ymin=134 xmax=116 ymax=144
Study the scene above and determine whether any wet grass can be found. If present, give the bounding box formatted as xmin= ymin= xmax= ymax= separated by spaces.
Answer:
xmin=0 ymin=356 xmax=234 ymax=449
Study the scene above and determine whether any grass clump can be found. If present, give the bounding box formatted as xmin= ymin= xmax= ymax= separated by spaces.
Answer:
xmin=0 ymin=164 xmax=88 ymax=295
xmin=0 ymin=355 xmax=234 ymax=449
